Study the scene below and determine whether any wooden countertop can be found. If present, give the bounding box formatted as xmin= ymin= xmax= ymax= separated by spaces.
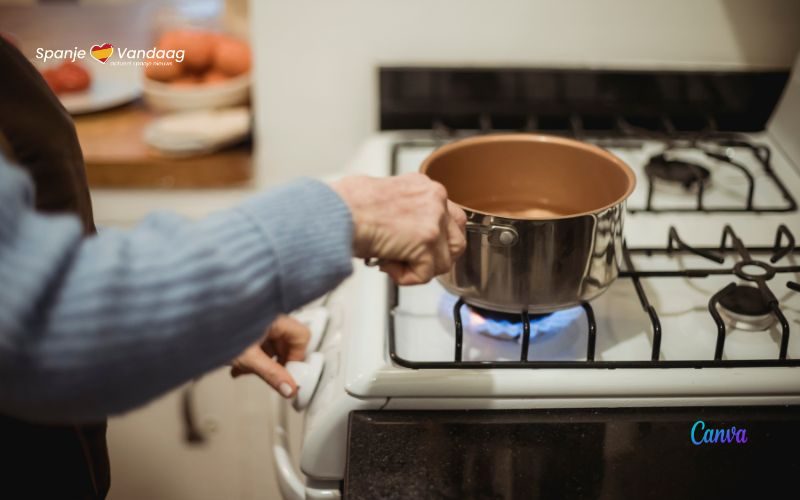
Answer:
xmin=74 ymin=101 xmax=254 ymax=189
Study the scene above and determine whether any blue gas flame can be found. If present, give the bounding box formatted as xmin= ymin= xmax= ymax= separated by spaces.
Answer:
xmin=438 ymin=293 xmax=584 ymax=341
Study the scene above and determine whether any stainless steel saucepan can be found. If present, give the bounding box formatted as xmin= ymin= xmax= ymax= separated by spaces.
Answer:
xmin=420 ymin=133 xmax=636 ymax=314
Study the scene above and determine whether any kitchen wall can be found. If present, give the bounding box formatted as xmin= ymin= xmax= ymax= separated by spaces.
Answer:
xmin=250 ymin=0 xmax=800 ymax=183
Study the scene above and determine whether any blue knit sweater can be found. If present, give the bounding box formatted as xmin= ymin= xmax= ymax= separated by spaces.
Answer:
xmin=0 ymin=156 xmax=353 ymax=422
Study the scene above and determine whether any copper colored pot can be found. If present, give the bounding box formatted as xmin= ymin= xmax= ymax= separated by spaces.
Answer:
xmin=420 ymin=133 xmax=636 ymax=313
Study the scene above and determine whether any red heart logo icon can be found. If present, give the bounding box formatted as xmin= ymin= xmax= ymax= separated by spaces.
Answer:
xmin=90 ymin=43 xmax=113 ymax=63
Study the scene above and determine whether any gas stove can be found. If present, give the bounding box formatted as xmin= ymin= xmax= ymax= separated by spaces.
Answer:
xmin=273 ymin=65 xmax=800 ymax=500
xmin=388 ymin=134 xmax=800 ymax=370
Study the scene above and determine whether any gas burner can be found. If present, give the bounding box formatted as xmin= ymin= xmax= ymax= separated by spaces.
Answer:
xmin=716 ymin=284 xmax=776 ymax=332
xmin=645 ymin=154 xmax=711 ymax=190
xmin=468 ymin=305 xmax=554 ymax=341
xmin=437 ymin=293 xmax=584 ymax=341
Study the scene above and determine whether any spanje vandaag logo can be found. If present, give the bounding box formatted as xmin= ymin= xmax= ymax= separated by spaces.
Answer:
xmin=35 ymin=42 xmax=184 ymax=66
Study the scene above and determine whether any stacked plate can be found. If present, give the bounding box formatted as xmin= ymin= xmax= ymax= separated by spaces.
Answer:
xmin=143 ymin=106 xmax=251 ymax=156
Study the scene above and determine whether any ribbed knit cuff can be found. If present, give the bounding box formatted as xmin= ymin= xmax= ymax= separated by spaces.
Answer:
xmin=237 ymin=178 xmax=354 ymax=312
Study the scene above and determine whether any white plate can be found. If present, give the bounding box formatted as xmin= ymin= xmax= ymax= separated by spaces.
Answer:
xmin=143 ymin=106 xmax=251 ymax=156
xmin=56 ymin=63 xmax=143 ymax=115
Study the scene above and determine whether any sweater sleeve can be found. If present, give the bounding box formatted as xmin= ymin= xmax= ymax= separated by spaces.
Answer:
xmin=0 ymin=158 xmax=353 ymax=422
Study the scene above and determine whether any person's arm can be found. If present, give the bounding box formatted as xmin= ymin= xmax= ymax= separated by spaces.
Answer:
xmin=0 ymin=158 xmax=353 ymax=422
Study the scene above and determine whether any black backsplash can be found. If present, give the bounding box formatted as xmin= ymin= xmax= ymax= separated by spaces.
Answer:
xmin=379 ymin=67 xmax=790 ymax=133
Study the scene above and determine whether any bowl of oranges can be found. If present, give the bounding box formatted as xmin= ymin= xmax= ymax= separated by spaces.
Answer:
xmin=143 ymin=29 xmax=252 ymax=112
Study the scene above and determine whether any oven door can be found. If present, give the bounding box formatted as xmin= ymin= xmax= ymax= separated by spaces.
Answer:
xmin=345 ymin=406 xmax=800 ymax=499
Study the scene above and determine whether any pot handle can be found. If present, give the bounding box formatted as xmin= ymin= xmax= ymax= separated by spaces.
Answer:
xmin=466 ymin=221 xmax=519 ymax=247
xmin=364 ymin=221 xmax=518 ymax=267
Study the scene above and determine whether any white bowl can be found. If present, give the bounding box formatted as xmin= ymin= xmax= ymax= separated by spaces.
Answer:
xmin=143 ymin=73 xmax=250 ymax=112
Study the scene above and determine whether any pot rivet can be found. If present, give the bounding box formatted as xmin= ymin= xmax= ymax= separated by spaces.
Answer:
xmin=499 ymin=230 xmax=516 ymax=246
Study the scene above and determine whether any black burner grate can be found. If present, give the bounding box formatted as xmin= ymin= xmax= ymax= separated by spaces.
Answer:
xmin=387 ymin=225 xmax=800 ymax=369
xmin=635 ymin=139 xmax=796 ymax=213
xmin=389 ymin=135 xmax=799 ymax=368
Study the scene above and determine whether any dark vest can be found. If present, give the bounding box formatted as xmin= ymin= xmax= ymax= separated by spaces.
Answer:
xmin=0 ymin=38 xmax=110 ymax=499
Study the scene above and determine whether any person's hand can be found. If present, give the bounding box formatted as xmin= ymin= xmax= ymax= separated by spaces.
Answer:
xmin=230 ymin=315 xmax=310 ymax=398
xmin=330 ymin=173 xmax=467 ymax=285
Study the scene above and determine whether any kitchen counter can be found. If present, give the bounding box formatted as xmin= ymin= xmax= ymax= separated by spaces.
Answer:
xmin=75 ymin=101 xmax=254 ymax=190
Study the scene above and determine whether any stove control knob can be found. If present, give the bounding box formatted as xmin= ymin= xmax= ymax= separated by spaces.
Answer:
xmin=291 ymin=307 xmax=329 ymax=355
xmin=285 ymin=352 xmax=325 ymax=412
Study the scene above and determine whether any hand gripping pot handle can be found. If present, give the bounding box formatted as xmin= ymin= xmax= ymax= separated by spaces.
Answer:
xmin=362 ymin=221 xmax=518 ymax=268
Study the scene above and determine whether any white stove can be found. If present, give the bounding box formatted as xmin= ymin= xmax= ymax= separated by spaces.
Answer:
xmin=272 ymin=64 xmax=800 ymax=500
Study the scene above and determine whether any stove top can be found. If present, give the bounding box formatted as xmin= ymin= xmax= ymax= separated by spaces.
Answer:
xmin=391 ymin=225 xmax=800 ymax=367
xmin=386 ymin=132 xmax=800 ymax=369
